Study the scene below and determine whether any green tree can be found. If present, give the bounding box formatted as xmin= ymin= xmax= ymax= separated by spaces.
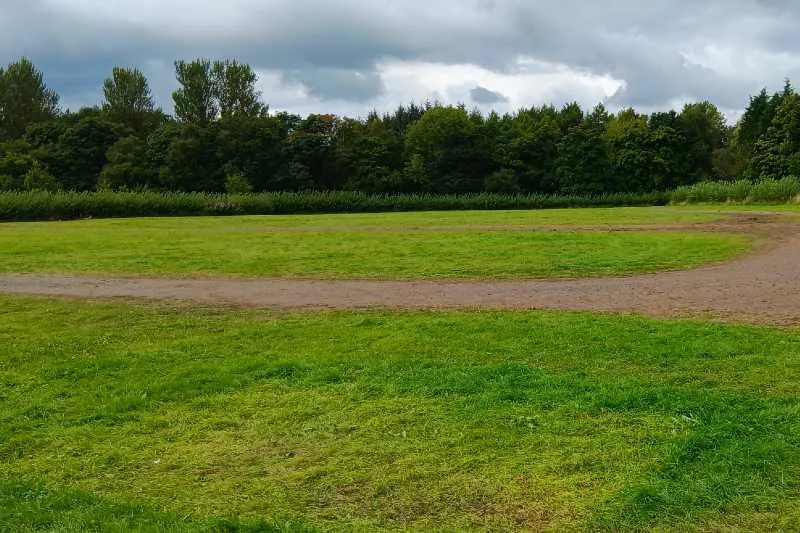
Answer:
xmin=404 ymin=106 xmax=490 ymax=193
xmin=99 ymin=135 xmax=157 ymax=190
xmin=152 ymin=122 xmax=222 ymax=191
xmin=555 ymin=104 xmax=613 ymax=194
xmin=283 ymin=114 xmax=341 ymax=190
xmin=335 ymin=115 xmax=402 ymax=194
xmin=173 ymin=60 xmax=217 ymax=124
xmin=0 ymin=139 xmax=35 ymax=190
xmin=505 ymin=106 xmax=562 ymax=193
xmin=212 ymin=60 xmax=266 ymax=119
xmin=0 ymin=58 xmax=60 ymax=141
xmin=102 ymin=67 xmax=160 ymax=133
xmin=748 ymin=93 xmax=800 ymax=178
xmin=678 ymin=101 xmax=727 ymax=182
xmin=55 ymin=111 xmax=123 ymax=191
xmin=216 ymin=115 xmax=287 ymax=191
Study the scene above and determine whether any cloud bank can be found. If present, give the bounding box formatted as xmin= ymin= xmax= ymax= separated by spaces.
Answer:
xmin=3 ymin=0 xmax=800 ymax=120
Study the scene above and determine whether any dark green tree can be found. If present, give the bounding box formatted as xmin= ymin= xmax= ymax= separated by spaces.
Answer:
xmin=0 ymin=58 xmax=60 ymax=141
xmin=99 ymin=135 xmax=158 ymax=190
xmin=555 ymin=104 xmax=613 ymax=194
xmin=173 ymin=60 xmax=217 ymax=124
xmin=102 ymin=67 xmax=159 ymax=133
xmin=216 ymin=115 xmax=287 ymax=191
xmin=678 ymin=101 xmax=727 ymax=182
xmin=404 ymin=106 xmax=490 ymax=193
xmin=211 ymin=60 xmax=267 ymax=119
xmin=748 ymin=93 xmax=800 ymax=178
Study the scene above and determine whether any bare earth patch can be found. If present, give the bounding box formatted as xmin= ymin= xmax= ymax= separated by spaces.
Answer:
xmin=2 ymin=214 xmax=798 ymax=325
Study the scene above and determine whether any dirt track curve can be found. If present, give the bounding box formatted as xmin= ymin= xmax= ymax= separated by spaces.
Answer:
xmin=1 ymin=214 xmax=799 ymax=325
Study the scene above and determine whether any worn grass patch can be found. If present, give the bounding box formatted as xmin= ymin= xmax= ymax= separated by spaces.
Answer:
xmin=1 ymin=296 xmax=799 ymax=531
xmin=0 ymin=210 xmax=746 ymax=279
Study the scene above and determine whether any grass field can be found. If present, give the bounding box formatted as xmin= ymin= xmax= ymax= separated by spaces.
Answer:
xmin=2 ymin=296 xmax=799 ymax=532
xmin=2 ymin=206 xmax=795 ymax=531
xmin=0 ymin=209 xmax=747 ymax=279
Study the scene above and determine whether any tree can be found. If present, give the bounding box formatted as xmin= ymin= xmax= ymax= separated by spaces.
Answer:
xmin=555 ymin=104 xmax=613 ymax=194
xmin=53 ymin=111 xmax=123 ymax=191
xmin=335 ymin=115 xmax=402 ymax=193
xmin=173 ymin=60 xmax=217 ymax=124
xmin=216 ymin=115 xmax=287 ymax=191
xmin=153 ymin=122 xmax=222 ymax=191
xmin=99 ymin=135 xmax=157 ymax=190
xmin=404 ymin=106 xmax=490 ymax=193
xmin=0 ymin=58 xmax=60 ymax=141
xmin=748 ymin=93 xmax=800 ymax=178
xmin=504 ymin=106 xmax=562 ymax=193
xmin=0 ymin=139 xmax=36 ymax=190
xmin=211 ymin=60 xmax=266 ymax=119
xmin=102 ymin=67 xmax=159 ymax=133
xmin=678 ymin=101 xmax=727 ymax=182
xmin=604 ymin=108 xmax=656 ymax=192
xmin=283 ymin=114 xmax=341 ymax=190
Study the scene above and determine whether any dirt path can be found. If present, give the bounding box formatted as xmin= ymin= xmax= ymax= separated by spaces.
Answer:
xmin=1 ymin=215 xmax=799 ymax=325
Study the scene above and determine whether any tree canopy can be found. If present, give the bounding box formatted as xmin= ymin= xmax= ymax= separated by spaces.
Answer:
xmin=0 ymin=56 xmax=797 ymax=194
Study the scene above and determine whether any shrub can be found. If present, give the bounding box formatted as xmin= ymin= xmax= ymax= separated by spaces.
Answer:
xmin=748 ymin=177 xmax=800 ymax=203
xmin=22 ymin=163 xmax=58 ymax=192
xmin=484 ymin=169 xmax=521 ymax=194
xmin=0 ymin=175 xmax=20 ymax=191
xmin=225 ymin=173 xmax=253 ymax=195
xmin=0 ymin=190 xmax=669 ymax=222
xmin=671 ymin=177 xmax=800 ymax=204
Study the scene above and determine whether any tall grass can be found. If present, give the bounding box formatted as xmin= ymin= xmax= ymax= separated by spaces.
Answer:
xmin=671 ymin=177 xmax=800 ymax=204
xmin=0 ymin=190 xmax=669 ymax=222
xmin=3 ymin=178 xmax=799 ymax=222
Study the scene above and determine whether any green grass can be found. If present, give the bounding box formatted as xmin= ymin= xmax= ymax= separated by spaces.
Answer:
xmin=1 ymin=296 xmax=799 ymax=531
xmin=0 ymin=210 xmax=747 ymax=279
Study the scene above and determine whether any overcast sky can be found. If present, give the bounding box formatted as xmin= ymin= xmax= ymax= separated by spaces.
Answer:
xmin=3 ymin=0 xmax=800 ymax=122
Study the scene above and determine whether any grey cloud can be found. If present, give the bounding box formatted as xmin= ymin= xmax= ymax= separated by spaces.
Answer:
xmin=3 ymin=0 xmax=800 ymax=114
xmin=470 ymin=86 xmax=509 ymax=104
xmin=282 ymin=68 xmax=385 ymax=102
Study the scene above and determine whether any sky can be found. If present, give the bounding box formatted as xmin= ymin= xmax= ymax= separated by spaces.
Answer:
xmin=3 ymin=0 xmax=800 ymax=122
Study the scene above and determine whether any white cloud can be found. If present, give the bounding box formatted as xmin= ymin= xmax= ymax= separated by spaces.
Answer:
xmin=260 ymin=58 xmax=624 ymax=117
xmin=5 ymin=0 xmax=800 ymax=117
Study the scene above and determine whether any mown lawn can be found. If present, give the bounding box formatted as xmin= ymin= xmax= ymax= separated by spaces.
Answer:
xmin=2 ymin=296 xmax=799 ymax=531
xmin=0 ymin=210 xmax=747 ymax=279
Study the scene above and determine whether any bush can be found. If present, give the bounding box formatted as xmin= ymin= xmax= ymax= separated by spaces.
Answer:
xmin=0 ymin=190 xmax=670 ymax=222
xmin=748 ymin=177 xmax=800 ymax=203
xmin=671 ymin=177 xmax=800 ymax=204
xmin=484 ymin=169 xmax=521 ymax=194
xmin=23 ymin=163 xmax=58 ymax=192
xmin=0 ymin=175 xmax=20 ymax=191
xmin=225 ymin=173 xmax=253 ymax=195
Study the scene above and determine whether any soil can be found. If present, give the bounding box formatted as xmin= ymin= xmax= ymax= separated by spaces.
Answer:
xmin=2 ymin=214 xmax=799 ymax=325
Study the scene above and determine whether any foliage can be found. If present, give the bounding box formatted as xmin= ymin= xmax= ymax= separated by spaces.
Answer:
xmin=22 ymin=161 xmax=57 ymax=191
xmin=484 ymin=168 xmax=521 ymax=194
xmin=102 ymin=66 xmax=159 ymax=134
xmin=172 ymin=59 xmax=217 ymax=125
xmin=0 ymin=58 xmax=60 ymax=141
xmin=3 ymin=57 xmax=800 ymax=199
xmin=671 ymin=177 xmax=800 ymax=204
xmin=224 ymin=172 xmax=253 ymax=195
xmin=212 ymin=59 xmax=267 ymax=119
xmin=0 ymin=190 xmax=669 ymax=222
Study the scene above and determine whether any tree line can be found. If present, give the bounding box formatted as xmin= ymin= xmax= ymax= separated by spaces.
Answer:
xmin=0 ymin=57 xmax=797 ymax=195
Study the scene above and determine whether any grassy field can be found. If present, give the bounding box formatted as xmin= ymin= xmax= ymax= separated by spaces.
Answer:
xmin=2 ymin=295 xmax=799 ymax=532
xmin=0 ymin=209 xmax=747 ymax=279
